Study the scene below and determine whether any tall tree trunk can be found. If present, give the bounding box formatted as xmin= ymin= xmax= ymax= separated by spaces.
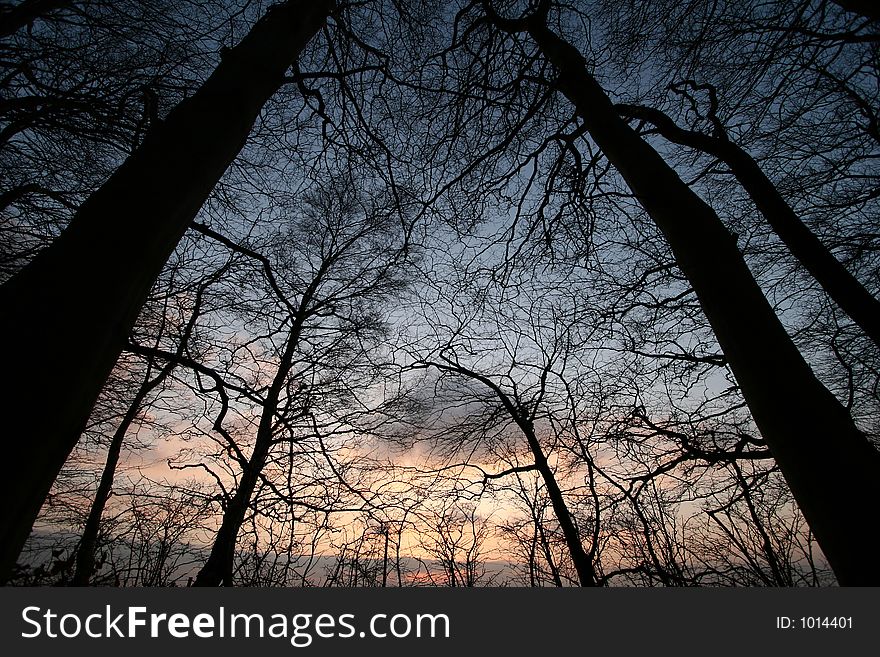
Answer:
xmin=72 ymin=268 xmax=209 ymax=586
xmin=504 ymin=11 xmax=880 ymax=584
xmin=0 ymin=0 xmax=332 ymax=584
xmin=616 ymin=102 xmax=880 ymax=348
xmin=381 ymin=526 xmax=389 ymax=587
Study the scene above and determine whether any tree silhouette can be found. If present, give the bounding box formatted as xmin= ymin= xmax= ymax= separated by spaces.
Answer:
xmin=473 ymin=0 xmax=879 ymax=585
xmin=189 ymin=181 xmax=411 ymax=586
xmin=0 ymin=0 xmax=332 ymax=581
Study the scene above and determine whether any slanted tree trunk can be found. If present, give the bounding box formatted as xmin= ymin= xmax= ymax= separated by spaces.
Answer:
xmin=191 ymin=338 xmax=296 ymax=586
xmin=501 ymin=9 xmax=880 ymax=585
xmin=71 ymin=360 xmax=165 ymax=586
xmin=616 ymin=102 xmax=880 ymax=349
xmin=192 ymin=434 xmax=273 ymax=587
xmin=428 ymin=359 xmax=599 ymax=586
xmin=0 ymin=0 xmax=333 ymax=583
xmin=519 ymin=418 xmax=598 ymax=587
xmin=194 ymin=294 xmax=311 ymax=586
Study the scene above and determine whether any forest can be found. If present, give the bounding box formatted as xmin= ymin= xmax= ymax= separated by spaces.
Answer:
xmin=0 ymin=0 xmax=878 ymax=587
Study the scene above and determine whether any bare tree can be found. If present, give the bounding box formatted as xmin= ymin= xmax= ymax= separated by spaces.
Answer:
xmin=417 ymin=354 xmax=599 ymax=586
xmin=173 ymin=179 xmax=412 ymax=586
xmin=72 ymin=250 xmax=231 ymax=585
xmin=415 ymin=502 xmax=494 ymax=587
xmin=0 ymin=0 xmax=332 ymax=581
xmin=471 ymin=0 xmax=880 ymax=585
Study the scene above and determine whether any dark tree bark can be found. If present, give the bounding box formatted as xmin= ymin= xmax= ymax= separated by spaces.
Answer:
xmin=0 ymin=0 xmax=75 ymax=38
xmin=0 ymin=0 xmax=333 ymax=583
xmin=483 ymin=2 xmax=880 ymax=585
xmin=616 ymin=102 xmax=880 ymax=349
xmin=831 ymin=0 xmax=880 ymax=22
